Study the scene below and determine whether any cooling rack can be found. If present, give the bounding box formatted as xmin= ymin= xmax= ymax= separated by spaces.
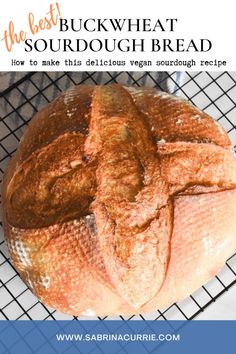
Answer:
xmin=0 ymin=71 xmax=236 ymax=322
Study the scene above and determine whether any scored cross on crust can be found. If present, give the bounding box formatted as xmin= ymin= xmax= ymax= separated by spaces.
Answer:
xmin=3 ymin=84 xmax=236 ymax=315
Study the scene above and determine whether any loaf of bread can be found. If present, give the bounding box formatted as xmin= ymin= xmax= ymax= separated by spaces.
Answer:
xmin=2 ymin=84 xmax=236 ymax=317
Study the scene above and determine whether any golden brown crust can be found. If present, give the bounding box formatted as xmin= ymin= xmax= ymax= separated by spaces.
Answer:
xmin=17 ymin=85 xmax=94 ymax=162
xmin=129 ymin=86 xmax=231 ymax=148
xmin=6 ymin=132 xmax=96 ymax=228
xmin=2 ymin=84 xmax=236 ymax=316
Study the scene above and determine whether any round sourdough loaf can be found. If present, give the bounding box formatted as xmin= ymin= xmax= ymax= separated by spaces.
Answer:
xmin=2 ymin=84 xmax=236 ymax=316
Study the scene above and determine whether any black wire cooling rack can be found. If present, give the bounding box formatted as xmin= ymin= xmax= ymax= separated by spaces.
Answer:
xmin=0 ymin=71 xmax=236 ymax=321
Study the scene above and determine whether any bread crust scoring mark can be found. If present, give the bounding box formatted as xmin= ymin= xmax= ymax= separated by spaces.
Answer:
xmin=3 ymin=84 xmax=236 ymax=314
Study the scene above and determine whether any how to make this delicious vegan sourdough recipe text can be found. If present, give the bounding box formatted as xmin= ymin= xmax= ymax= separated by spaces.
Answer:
xmin=2 ymin=84 xmax=236 ymax=317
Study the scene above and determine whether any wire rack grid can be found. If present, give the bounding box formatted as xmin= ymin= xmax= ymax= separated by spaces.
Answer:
xmin=0 ymin=71 xmax=236 ymax=322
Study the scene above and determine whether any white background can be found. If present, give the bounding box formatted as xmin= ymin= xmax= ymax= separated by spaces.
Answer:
xmin=0 ymin=0 xmax=235 ymax=71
